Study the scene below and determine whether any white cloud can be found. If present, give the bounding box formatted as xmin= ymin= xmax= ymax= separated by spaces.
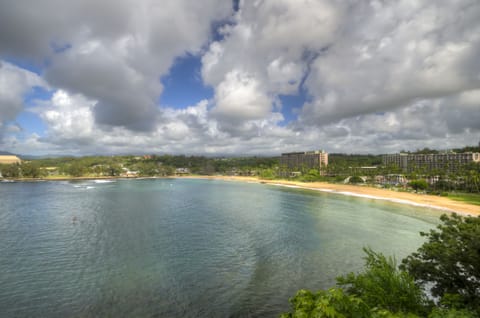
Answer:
xmin=1 ymin=0 xmax=479 ymax=155
xmin=213 ymin=70 xmax=272 ymax=122
xmin=0 ymin=61 xmax=46 ymax=119
xmin=39 ymin=90 xmax=96 ymax=144
xmin=0 ymin=61 xmax=47 ymax=138
xmin=1 ymin=0 xmax=233 ymax=131
xmin=300 ymin=0 xmax=480 ymax=124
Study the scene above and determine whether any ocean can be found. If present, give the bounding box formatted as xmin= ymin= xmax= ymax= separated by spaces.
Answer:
xmin=0 ymin=178 xmax=439 ymax=317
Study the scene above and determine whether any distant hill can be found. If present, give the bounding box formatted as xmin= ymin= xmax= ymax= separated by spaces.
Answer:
xmin=0 ymin=151 xmax=36 ymax=160
xmin=0 ymin=151 xmax=16 ymax=156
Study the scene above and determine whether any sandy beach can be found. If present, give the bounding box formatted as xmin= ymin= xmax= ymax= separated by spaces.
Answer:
xmin=179 ymin=175 xmax=480 ymax=216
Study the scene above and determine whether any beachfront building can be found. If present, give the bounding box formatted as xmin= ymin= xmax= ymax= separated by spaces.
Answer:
xmin=0 ymin=155 xmax=21 ymax=164
xmin=280 ymin=150 xmax=328 ymax=171
xmin=382 ymin=152 xmax=480 ymax=173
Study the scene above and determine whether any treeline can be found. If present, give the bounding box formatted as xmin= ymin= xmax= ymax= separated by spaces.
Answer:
xmin=0 ymin=155 xmax=279 ymax=178
xmin=1 ymin=150 xmax=479 ymax=194
xmin=282 ymin=213 xmax=480 ymax=317
xmin=400 ymin=145 xmax=480 ymax=154
xmin=0 ymin=161 xmax=47 ymax=178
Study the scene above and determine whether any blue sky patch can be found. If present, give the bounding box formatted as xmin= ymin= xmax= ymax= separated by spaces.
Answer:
xmin=18 ymin=86 xmax=53 ymax=137
xmin=159 ymin=54 xmax=213 ymax=109
xmin=4 ymin=56 xmax=44 ymax=75
xmin=24 ymin=86 xmax=53 ymax=107
xmin=50 ymin=42 xmax=72 ymax=54
xmin=278 ymin=92 xmax=309 ymax=125
xmin=15 ymin=111 xmax=47 ymax=137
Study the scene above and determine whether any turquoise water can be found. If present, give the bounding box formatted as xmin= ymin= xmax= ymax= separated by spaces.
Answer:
xmin=0 ymin=178 xmax=439 ymax=317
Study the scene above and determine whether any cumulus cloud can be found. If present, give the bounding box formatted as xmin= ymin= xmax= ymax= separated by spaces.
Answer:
xmin=300 ymin=0 xmax=480 ymax=125
xmin=6 ymin=88 xmax=478 ymax=156
xmin=212 ymin=70 xmax=272 ymax=123
xmin=1 ymin=0 xmax=232 ymax=131
xmin=5 ymin=89 xmax=290 ymax=155
xmin=199 ymin=0 xmax=480 ymax=152
xmin=0 ymin=61 xmax=47 ymax=137
xmin=202 ymin=0 xmax=340 ymax=117
xmin=1 ymin=0 xmax=479 ymax=155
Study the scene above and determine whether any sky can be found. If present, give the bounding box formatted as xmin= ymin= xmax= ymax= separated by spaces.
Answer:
xmin=0 ymin=0 xmax=479 ymax=156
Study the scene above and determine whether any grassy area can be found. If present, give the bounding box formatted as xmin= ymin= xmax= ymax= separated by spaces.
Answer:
xmin=448 ymin=192 xmax=480 ymax=206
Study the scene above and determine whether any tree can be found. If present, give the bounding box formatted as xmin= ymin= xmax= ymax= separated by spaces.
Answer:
xmin=337 ymin=248 xmax=428 ymax=315
xmin=260 ymin=168 xmax=276 ymax=179
xmin=401 ymin=214 xmax=480 ymax=313
xmin=138 ymin=161 xmax=158 ymax=176
xmin=349 ymin=175 xmax=364 ymax=184
xmin=282 ymin=249 xmax=429 ymax=317
xmin=105 ymin=163 xmax=122 ymax=176
xmin=0 ymin=163 xmax=20 ymax=178
xmin=21 ymin=162 xmax=43 ymax=178
xmin=66 ymin=161 xmax=87 ymax=177
xmin=408 ymin=179 xmax=428 ymax=192
xmin=301 ymin=169 xmax=321 ymax=182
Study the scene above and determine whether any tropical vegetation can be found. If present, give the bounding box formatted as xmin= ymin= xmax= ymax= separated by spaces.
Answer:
xmin=282 ymin=213 xmax=480 ymax=317
xmin=1 ymin=144 xmax=479 ymax=196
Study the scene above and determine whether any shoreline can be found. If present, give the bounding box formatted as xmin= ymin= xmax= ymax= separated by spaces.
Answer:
xmin=177 ymin=175 xmax=480 ymax=216
xmin=2 ymin=175 xmax=479 ymax=216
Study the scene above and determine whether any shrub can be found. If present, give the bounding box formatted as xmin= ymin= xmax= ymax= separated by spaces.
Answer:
xmin=401 ymin=214 xmax=480 ymax=313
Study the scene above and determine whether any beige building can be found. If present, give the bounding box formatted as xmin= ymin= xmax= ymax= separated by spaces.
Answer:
xmin=0 ymin=155 xmax=21 ymax=164
xmin=382 ymin=152 xmax=480 ymax=173
xmin=280 ymin=150 xmax=328 ymax=171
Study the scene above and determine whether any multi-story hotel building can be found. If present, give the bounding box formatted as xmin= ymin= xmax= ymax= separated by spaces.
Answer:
xmin=382 ymin=152 xmax=480 ymax=173
xmin=280 ymin=150 xmax=328 ymax=171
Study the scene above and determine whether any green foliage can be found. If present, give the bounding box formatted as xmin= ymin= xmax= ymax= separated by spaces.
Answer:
xmin=283 ymin=213 xmax=480 ymax=317
xmin=137 ymin=161 xmax=158 ymax=176
xmin=260 ymin=168 xmax=276 ymax=180
xmin=334 ymin=175 xmax=346 ymax=182
xmin=412 ymin=148 xmax=440 ymax=155
xmin=299 ymin=169 xmax=322 ymax=182
xmin=447 ymin=193 xmax=480 ymax=206
xmin=1 ymin=154 xmax=280 ymax=178
xmin=0 ymin=163 xmax=20 ymax=178
xmin=280 ymin=288 xmax=370 ymax=318
xmin=401 ymin=214 xmax=480 ymax=313
xmin=452 ymin=145 xmax=480 ymax=154
xmin=105 ymin=163 xmax=122 ymax=176
xmin=408 ymin=180 xmax=428 ymax=192
xmin=65 ymin=161 xmax=87 ymax=177
xmin=337 ymin=248 xmax=428 ymax=315
xmin=349 ymin=176 xmax=364 ymax=184
xmin=20 ymin=162 xmax=45 ymax=178
xmin=282 ymin=249 xmax=428 ymax=317
xmin=428 ymin=308 xmax=478 ymax=318
xmin=326 ymin=154 xmax=382 ymax=177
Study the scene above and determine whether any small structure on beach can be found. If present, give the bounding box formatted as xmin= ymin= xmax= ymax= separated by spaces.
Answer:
xmin=175 ymin=168 xmax=190 ymax=175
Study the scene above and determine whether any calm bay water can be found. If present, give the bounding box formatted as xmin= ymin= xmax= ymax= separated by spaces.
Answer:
xmin=0 ymin=178 xmax=440 ymax=317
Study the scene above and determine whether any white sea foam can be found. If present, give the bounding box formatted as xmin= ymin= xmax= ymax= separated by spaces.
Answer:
xmin=93 ymin=179 xmax=115 ymax=184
